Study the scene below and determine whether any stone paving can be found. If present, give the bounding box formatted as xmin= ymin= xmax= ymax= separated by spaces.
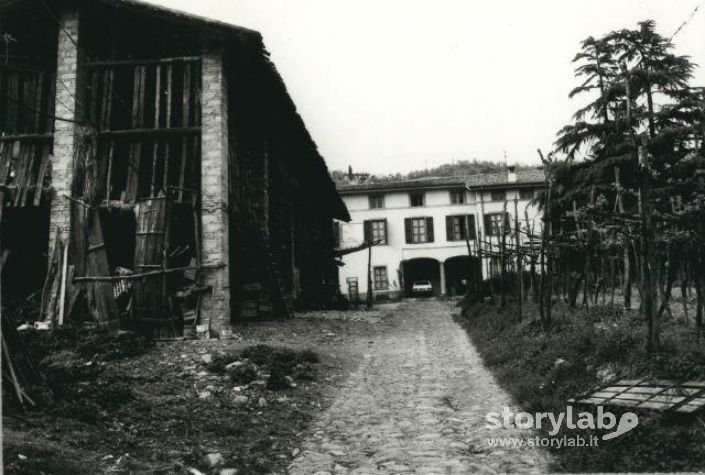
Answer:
xmin=288 ymin=299 xmax=553 ymax=474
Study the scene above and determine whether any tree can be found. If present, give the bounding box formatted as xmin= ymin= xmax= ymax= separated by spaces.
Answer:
xmin=552 ymin=20 xmax=704 ymax=352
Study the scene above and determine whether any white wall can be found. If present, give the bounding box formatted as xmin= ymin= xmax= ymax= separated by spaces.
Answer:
xmin=337 ymin=186 xmax=543 ymax=299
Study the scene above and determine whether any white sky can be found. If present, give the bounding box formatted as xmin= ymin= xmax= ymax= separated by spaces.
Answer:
xmin=145 ymin=0 xmax=705 ymax=174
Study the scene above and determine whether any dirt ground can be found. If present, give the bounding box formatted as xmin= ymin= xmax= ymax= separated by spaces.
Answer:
xmin=3 ymin=303 xmax=401 ymax=475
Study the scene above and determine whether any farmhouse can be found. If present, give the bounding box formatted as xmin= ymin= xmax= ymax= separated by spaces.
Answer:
xmin=336 ymin=167 xmax=544 ymax=300
xmin=0 ymin=0 xmax=349 ymax=337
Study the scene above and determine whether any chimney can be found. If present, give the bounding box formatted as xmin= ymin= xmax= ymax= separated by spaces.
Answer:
xmin=507 ymin=165 xmax=517 ymax=183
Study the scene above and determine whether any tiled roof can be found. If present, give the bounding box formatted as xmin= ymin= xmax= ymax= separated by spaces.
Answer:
xmin=337 ymin=169 xmax=544 ymax=193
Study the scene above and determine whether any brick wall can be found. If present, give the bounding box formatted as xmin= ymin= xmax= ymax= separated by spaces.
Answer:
xmin=200 ymin=49 xmax=231 ymax=336
xmin=48 ymin=7 xmax=81 ymax=256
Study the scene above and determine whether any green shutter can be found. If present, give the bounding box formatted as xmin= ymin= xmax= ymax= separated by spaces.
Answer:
xmin=467 ymin=214 xmax=476 ymax=239
xmin=446 ymin=216 xmax=453 ymax=241
xmin=404 ymin=218 xmax=412 ymax=244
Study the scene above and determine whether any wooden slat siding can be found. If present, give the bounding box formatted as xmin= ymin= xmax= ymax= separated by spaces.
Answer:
xmin=102 ymin=69 xmax=114 ymax=201
xmin=133 ymin=196 xmax=168 ymax=332
xmin=89 ymin=70 xmax=100 ymax=126
xmin=105 ymin=142 xmax=114 ymax=201
xmin=7 ymin=72 xmax=19 ymax=132
xmin=126 ymin=66 xmax=146 ymax=202
xmin=161 ymin=194 xmax=173 ymax=335
xmin=0 ymin=141 xmax=12 ymax=185
xmin=162 ymin=64 xmax=172 ymax=190
xmin=19 ymin=72 xmax=29 ymax=133
xmin=20 ymin=142 xmax=37 ymax=206
xmin=33 ymin=143 xmax=52 ymax=206
xmin=85 ymin=209 xmax=119 ymax=327
xmin=178 ymin=63 xmax=191 ymax=202
xmin=45 ymin=72 xmax=56 ymax=133
xmin=33 ymin=72 xmax=44 ymax=133
xmin=101 ymin=69 xmax=114 ymax=130
xmin=11 ymin=143 xmax=27 ymax=206
xmin=151 ymin=64 xmax=161 ymax=197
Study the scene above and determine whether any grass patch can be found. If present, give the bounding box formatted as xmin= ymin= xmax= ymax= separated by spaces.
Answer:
xmin=456 ymin=298 xmax=705 ymax=472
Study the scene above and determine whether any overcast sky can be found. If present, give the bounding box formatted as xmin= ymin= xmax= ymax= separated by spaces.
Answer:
xmin=146 ymin=0 xmax=705 ymax=174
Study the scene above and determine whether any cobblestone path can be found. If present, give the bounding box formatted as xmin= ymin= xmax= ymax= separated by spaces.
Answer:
xmin=288 ymin=300 xmax=552 ymax=474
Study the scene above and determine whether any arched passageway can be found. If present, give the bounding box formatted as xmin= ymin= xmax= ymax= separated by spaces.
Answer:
xmin=444 ymin=255 xmax=480 ymax=296
xmin=401 ymin=258 xmax=441 ymax=296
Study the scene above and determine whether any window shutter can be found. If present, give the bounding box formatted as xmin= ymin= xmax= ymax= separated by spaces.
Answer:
xmin=467 ymin=214 xmax=476 ymax=239
xmin=426 ymin=217 xmax=434 ymax=242
xmin=504 ymin=213 xmax=511 ymax=234
xmin=446 ymin=216 xmax=453 ymax=241
xmin=383 ymin=219 xmax=388 ymax=244
xmin=363 ymin=220 xmax=372 ymax=242
xmin=404 ymin=218 xmax=412 ymax=244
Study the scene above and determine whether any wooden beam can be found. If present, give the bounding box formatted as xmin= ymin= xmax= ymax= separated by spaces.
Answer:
xmin=85 ymin=56 xmax=201 ymax=67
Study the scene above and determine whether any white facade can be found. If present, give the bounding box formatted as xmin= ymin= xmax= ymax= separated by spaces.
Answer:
xmin=336 ymin=172 xmax=544 ymax=300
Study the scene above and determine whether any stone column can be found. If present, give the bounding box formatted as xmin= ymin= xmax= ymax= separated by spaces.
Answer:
xmin=48 ymin=6 xmax=81 ymax=257
xmin=439 ymin=260 xmax=446 ymax=296
xmin=200 ymin=48 xmax=231 ymax=337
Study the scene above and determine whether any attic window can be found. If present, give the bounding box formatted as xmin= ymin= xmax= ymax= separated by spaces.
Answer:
xmin=410 ymin=192 xmax=425 ymax=207
xmin=519 ymin=189 xmax=534 ymax=200
xmin=369 ymin=194 xmax=385 ymax=209
xmin=450 ymin=189 xmax=466 ymax=204
xmin=490 ymin=190 xmax=506 ymax=202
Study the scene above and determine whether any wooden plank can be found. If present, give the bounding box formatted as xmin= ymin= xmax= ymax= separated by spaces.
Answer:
xmin=85 ymin=209 xmax=119 ymax=327
xmin=33 ymin=72 xmax=44 ymax=132
xmin=6 ymin=72 xmax=18 ymax=132
xmin=0 ymin=141 xmax=13 ymax=185
xmin=85 ymin=56 xmax=201 ymax=67
xmin=89 ymin=70 xmax=100 ymax=125
xmin=19 ymin=142 xmax=36 ymax=206
xmin=20 ymin=72 xmax=31 ymax=133
xmin=45 ymin=72 xmax=56 ymax=133
xmin=151 ymin=64 xmax=161 ymax=197
xmin=126 ymin=66 xmax=146 ymax=203
xmin=178 ymin=63 xmax=191 ymax=201
xmin=105 ymin=140 xmax=114 ymax=201
xmin=162 ymin=64 xmax=173 ymax=190
xmin=33 ymin=143 xmax=51 ymax=206
xmin=12 ymin=142 xmax=28 ymax=206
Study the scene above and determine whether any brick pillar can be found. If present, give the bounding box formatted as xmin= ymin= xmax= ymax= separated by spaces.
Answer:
xmin=48 ymin=7 xmax=81 ymax=257
xmin=200 ymin=49 xmax=231 ymax=337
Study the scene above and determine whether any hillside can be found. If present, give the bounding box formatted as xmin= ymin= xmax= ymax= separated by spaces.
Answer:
xmin=331 ymin=160 xmax=535 ymax=184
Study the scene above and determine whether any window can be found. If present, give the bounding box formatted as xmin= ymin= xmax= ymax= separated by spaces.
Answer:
xmin=446 ymin=214 xmax=477 ymax=241
xmin=369 ymin=194 xmax=385 ymax=209
xmin=484 ymin=212 xmax=510 ymax=236
xmin=410 ymin=192 xmax=425 ymax=207
xmin=404 ymin=217 xmax=434 ymax=244
xmin=450 ymin=189 xmax=466 ymax=204
xmin=373 ymin=266 xmax=389 ymax=290
xmin=363 ymin=219 xmax=387 ymax=244
xmin=519 ymin=189 xmax=534 ymax=200
xmin=490 ymin=190 xmax=506 ymax=202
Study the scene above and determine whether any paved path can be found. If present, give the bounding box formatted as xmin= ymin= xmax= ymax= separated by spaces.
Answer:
xmin=288 ymin=300 xmax=552 ymax=474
